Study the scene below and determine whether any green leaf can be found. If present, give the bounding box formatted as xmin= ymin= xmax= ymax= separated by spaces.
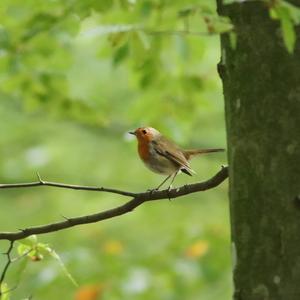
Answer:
xmin=139 ymin=1 xmax=153 ymax=17
xmin=118 ymin=0 xmax=131 ymax=10
xmin=281 ymin=16 xmax=295 ymax=53
xmin=275 ymin=6 xmax=296 ymax=53
xmin=182 ymin=75 xmax=203 ymax=91
xmin=178 ymin=7 xmax=197 ymax=18
xmin=269 ymin=8 xmax=278 ymax=20
xmin=113 ymin=43 xmax=129 ymax=65
xmin=207 ymin=15 xmax=234 ymax=34
xmin=40 ymin=245 xmax=78 ymax=287
xmin=18 ymin=235 xmax=38 ymax=247
xmin=17 ymin=243 xmax=32 ymax=256
xmin=93 ymin=0 xmax=114 ymax=12
xmin=0 ymin=282 xmax=10 ymax=300
xmin=108 ymin=31 xmax=128 ymax=48
xmin=18 ymin=242 xmax=44 ymax=261
xmin=0 ymin=26 xmax=10 ymax=50
xmin=281 ymin=0 xmax=300 ymax=24
xmin=22 ymin=13 xmax=59 ymax=42
xmin=129 ymin=31 xmax=149 ymax=65
xmin=136 ymin=30 xmax=150 ymax=50
xmin=14 ymin=257 xmax=29 ymax=285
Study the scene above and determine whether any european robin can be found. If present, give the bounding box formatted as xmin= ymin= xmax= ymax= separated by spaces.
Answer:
xmin=129 ymin=127 xmax=224 ymax=189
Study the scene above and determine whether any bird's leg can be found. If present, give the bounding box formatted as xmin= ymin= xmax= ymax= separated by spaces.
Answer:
xmin=148 ymin=171 xmax=179 ymax=193
xmin=167 ymin=171 xmax=179 ymax=191
xmin=147 ymin=175 xmax=172 ymax=193
xmin=154 ymin=174 xmax=172 ymax=191
xmin=164 ymin=171 xmax=179 ymax=201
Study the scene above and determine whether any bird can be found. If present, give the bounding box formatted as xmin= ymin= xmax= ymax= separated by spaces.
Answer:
xmin=129 ymin=127 xmax=224 ymax=190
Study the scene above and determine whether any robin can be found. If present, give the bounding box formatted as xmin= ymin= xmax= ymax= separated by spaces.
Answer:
xmin=129 ymin=127 xmax=224 ymax=190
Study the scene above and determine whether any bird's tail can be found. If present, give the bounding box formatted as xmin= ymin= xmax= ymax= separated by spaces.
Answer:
xmin=183 ymin=148 xmax=225 ymax=160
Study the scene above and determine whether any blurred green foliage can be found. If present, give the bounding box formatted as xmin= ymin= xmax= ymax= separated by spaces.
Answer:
xmin=269 ymin=0 xmax=300 ymax=53
xmin=0 ymin=0 xmax=230 ymax=299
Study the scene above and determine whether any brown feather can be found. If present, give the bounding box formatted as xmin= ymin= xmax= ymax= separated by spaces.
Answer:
xmin=183 ymin=148 xmax=225 ymax=160
xmin=151 ymin=137 xmax=194 ymax=174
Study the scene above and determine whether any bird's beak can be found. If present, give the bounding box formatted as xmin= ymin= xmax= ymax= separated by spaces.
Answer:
xmin=129 ymin=131 xmax=136 ymax=136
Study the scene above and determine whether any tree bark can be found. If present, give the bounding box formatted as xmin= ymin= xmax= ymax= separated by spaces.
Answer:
xmin=217 ymin=1 xmax=300 ymax=299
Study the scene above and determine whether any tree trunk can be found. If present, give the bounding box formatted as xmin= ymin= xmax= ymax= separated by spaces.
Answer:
xmin=217 ymin=1 xmax=300 ymax=299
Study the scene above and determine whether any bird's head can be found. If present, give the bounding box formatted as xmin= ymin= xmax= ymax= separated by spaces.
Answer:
xmin=129 ymin=127 xmax=161 ymax=143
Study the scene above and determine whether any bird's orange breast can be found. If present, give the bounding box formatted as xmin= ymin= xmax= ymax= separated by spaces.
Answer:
xmin=138 ymin=139 xmax=150 ymax=162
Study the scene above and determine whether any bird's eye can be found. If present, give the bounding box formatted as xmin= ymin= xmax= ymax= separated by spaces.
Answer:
xmin=142 ymin=129 xmax=147 ymax=134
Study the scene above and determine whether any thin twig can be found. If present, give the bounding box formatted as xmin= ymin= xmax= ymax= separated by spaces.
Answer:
xmin=11 ymin=248 xmax=33 ymax=263
xmin=0 ymin=175 xmax=137 ymax=198
xmin=0 ymin=166 xmax=228 ymax=242
xmin=0 ymin=241 xmax=14 ymax=296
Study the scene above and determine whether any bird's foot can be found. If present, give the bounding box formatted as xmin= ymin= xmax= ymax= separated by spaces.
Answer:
xmin=147 ymin=187 xmax=159 ymax=194
xmin=167 ymin=185 xmax=173 ymax=201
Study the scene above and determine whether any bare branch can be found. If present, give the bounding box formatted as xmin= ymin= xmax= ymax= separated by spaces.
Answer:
xmin=0 ymin=166 xmax=228 ymax=242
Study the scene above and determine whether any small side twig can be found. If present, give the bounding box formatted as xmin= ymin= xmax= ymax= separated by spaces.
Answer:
xmin=11 ymin=248 xmax=34 ymax=263
xmin=36 ymin=172 xmax=43 ymax=184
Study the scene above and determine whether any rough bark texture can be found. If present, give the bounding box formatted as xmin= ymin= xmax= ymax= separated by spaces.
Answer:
xmin=217 ymin=1 xmax=300 ymax=299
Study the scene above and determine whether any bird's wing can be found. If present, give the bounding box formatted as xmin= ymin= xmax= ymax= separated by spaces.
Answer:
xmin=151 ymin=137 xmax=195 ymax=175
